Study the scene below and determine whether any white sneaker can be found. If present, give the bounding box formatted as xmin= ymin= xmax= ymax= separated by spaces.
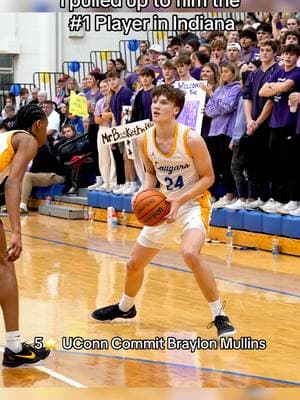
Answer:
xmin=260 ymin=199 xmax=283 ymax=213
xmin=212 ymin=196 xmax=236 ymax=209
xmin=225 ymin=199 xmax=247 ymax=210
xmin=88 ymin=177 xmax=103 ymax=190
xmin=112 ymin=184 xmax=127 ymax=195
xmin=245 ymin=198 xmax=265 ymax=210
xmin=277 ymin=201 xmax=299 ymax=215
xmin=289 ymin=206 xmax=300 ymax=216
xmin=96 ymin=183 xmax=109 ymax=192
xmin=121 ymin=182 xmax=140 ymax=195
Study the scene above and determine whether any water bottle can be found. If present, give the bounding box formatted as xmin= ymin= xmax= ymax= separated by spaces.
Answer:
xmin=88 ymin=206 xmax=94 ymax=222
xmin=271 ymin=236 xmax=280 ymax=255
xmin=120 ymin=209 xmax=127 ymax=226
xmin=83 ymin=206 xmax=89 ymax=220
xmin=107 ymin=206 xmax=113 ymax=227
xmin=112 ymin=208 xmax=118 ymax=226
xmin=45 ymin=196 xmax=52 ymax=205
xmin=226 ymin=226 xmax=233 ymax=249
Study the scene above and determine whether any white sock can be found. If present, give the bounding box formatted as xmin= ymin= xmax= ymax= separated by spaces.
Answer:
xmin=119 ymin=294 xmax=135 ymax=312
xmin=6 ymin=331 xmax=22 ymax=353
xmin=20 ymin=202 xmax=27 ymax=211
xmin=209 ymin=299 xmax=226 ymax=319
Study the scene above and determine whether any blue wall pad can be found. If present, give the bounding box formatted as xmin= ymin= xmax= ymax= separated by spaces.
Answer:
xmin=262 ymin=213 xmax=282 ymax=235
xmin=210 ymin=208 xmax=227 ymax=227
xmin=282 ymin=216 xmax=300 ymax=239
xmin=87 ymin=191 xmax=99 ymax=207
xmin=244 ymin=211 xmax=263 ymax=232
xmin=122 ymin=195 xmax=133 ymax=213
xmin=32 ymin=184 xmax=65 ymax=199
xmin=111 ymin=194 xmax=124 ymax=211
xmin=96 ymin=192 xmax=112 ymax=208
xmin=226 ymin=209 xmax=245 ymax=230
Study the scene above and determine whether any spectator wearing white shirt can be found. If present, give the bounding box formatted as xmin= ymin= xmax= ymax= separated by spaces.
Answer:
xmin=42 ymin=100 xmax=60 ymax=141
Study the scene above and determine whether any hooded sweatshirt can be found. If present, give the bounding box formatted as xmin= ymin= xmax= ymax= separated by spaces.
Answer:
xmin=205 ymin=80 xmax=241 ymax=137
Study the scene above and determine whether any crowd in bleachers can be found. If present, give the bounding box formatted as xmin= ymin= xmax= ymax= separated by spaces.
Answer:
xmin=1 ymin=12 xmax=300 ymax=215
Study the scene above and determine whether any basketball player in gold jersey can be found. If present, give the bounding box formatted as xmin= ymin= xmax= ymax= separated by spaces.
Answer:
xmin=1 ymin=104 xmax=51 ymax=367
xmin=92 ymin=85 xmax=235 ymax=337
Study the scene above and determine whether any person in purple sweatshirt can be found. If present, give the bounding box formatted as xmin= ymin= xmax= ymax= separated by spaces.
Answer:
xmin=259 ymin=44 xmax=300 ymax=214
xmin=205 ymin=62 xmax=241 ymax=207
xmin=243 ymin=39 xmax=281 ymax=210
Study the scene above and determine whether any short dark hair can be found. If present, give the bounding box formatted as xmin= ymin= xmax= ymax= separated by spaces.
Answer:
xmin=240 ymin=28 xmax=257 ymax=42
xmin=139 ymin=67 xmax=155 ymax=79
xmin=89 ymin=71 xmax=106 ymax=83
xmin=169 ymin=37 xmax=184 ymax=48
xmin=256 ymin=22 xmax=272 ymax=34
xmin=42 ymin=100 xmax=54 ymax=107
xmin=151 ymin=84 xmax=185 ymax=117
xmin=281 ymin=43 xmax=300 ymax=57
xmin=62 ymin=124 xmax=76 ymax=134
xmin=284 ymin=30 xmax=300 ymax=44
xmin=15 ymin=104 xmax=46 ymax=131
xmin=193 ymin=51 xmax=210 ymax=65
xmin=20 ymin=88 xmax=29 ymax=96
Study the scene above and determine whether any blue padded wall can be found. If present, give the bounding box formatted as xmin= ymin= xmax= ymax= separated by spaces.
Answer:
xmin=32 ymin=184 xmax=65 ymax=199
xmin=244 ymin=211 xmax=263 ymax=233
xmin=262 ymin=213 xmax=282 ymax=235
xmin=226 ymin=210 xmax=245 ymax=230
xmin=210 ymin=208 xmax=227 ymax=227
xmin=282 ymin=216 xmax=300 ymax=239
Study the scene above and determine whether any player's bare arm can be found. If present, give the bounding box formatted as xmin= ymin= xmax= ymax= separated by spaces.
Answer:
xmin=132 ymin=134 xmax=158 ymax=206
xmin=4 ymin=133 xmax=38 ymax=261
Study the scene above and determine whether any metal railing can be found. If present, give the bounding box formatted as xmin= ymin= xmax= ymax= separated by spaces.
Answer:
xmin=89 ymin=50 xmax=122 ymax=74
xmin=33 ymin=72 xmax=64 ymax=101
xmin=62 ymin=61 xmax=95 ymax=83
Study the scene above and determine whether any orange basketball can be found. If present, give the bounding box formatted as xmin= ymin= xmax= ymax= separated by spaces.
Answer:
xmin=133 ymin=189 xmax=170 ymax=227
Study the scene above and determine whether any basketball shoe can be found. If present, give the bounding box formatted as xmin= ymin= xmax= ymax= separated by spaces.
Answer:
xmin=2 ymin=342 xmax=50 ymax=368
xmin=207 ymin=316 xmax=236 ymax=337
xmin=91 ymin=303 xmax=136 ymax=321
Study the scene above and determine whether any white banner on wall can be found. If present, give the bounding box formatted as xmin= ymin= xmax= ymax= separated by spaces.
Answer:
xmin=173 ymin=80 xmax=207 ymax=134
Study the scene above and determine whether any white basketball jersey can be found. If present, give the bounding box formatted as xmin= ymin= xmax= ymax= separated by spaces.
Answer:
xmin=143 ymin=123 xmax=200 ymax=196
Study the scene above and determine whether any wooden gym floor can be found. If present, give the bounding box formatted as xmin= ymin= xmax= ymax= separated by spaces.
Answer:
xmin=0 ymin=213 xmax=299 ymax=392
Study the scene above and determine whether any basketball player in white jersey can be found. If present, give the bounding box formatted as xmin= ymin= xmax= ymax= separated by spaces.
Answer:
xmin=92 ymin=85 xmax=235 ymax=337
xmin=0 ymin=104 xmax=51 ymax=367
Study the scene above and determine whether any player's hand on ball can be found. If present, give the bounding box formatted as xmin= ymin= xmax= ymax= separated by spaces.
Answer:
xmin=165 ymin=197 xmax=181 ymax=223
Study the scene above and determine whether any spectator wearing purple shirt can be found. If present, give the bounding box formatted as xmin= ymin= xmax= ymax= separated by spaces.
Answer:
xmin=130 ymin=67 xmax=156 ymax=185
xmin=107 ymin=71 xmax=134 ymax=194
xmin=205 ymin=62 xmax=241 ymax=207
xmin=240 ymin=29 xmax=259 ymax=64
xmin=190 ymin=51 xmax=210 ymax=81
xmin=144 ymin=44 xmax=163 ymax=80
xmin=243 ymin=39 xmax=280 ymax=209
xmin=259 ymin=44 xmax=300 ymax=213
